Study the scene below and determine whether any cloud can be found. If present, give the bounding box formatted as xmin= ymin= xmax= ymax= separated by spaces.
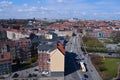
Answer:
xmin=18 ymin=7 xmax=38 ymax=12
xmin=0 ymin=0 xmax=120 ymax=19
xmin=17 ymin=6 xmax=49 ymax=13
xmin=0 ymin=1 xmax=13 ymax=7
xmin=40 ymin=7 xmax=48 ymax=10
xmin=28 ymin=6 xmax=38 ymax=12
xmin=0 ymin=9 xmax=2 ymax=12
xmin=81 ymin=12 xmax=86 ymax=15
xmin=57 ymin=0 xmax=63 ymax=3
xmin=23 ymin=3 xmax=28 ymax=7
xmin=93 ymin=13 xmax=97 ymax=15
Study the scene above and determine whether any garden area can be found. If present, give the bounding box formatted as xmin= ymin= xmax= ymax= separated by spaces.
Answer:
xmin=100 ymin=38 xmax=118 ymax=44
xmin=82 ymin=35 xmax=107 ymax=52
xmin=91 ymin=56 xmax=120 ymax=80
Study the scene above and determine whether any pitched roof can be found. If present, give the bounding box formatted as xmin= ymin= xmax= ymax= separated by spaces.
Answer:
xmin=57 ymin=41 xmax=66 ymax=55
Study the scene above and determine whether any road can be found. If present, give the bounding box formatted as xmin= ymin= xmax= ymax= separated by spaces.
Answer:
xmin=64 ymin=34 xmax=102 ymax=80
xmin=65 ymin=36 xmax=83 ymax=80
xmin=5 ymin=66 xmax=40 ymax=80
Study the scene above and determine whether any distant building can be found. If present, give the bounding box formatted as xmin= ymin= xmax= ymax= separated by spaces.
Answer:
xmin=6 ymin=30 xmax=29 ymax=40
xmin=54 ymin=30 xmax=73 ymax=37
xmin=87 ymin=27 xmax=113 ymax=38
xmin=0 ymin=27 xmax=29 ymax=40
xmin=44 ymin=34 xmax=53 ymax=40
xmin=0 ymin=30 xmax=7 ymax=42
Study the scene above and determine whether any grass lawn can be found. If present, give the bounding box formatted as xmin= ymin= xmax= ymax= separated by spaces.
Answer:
xmin=101 ymin=39 xmax=114 ymax=44
xmin=82 ymin=35 xmax=106 ymax=52
xmin=101 ymin=58 xmax=120 ymax=80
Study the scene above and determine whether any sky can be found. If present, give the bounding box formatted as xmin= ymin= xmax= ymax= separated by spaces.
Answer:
xmin=0 ymin=0 xmax=120 ymax=20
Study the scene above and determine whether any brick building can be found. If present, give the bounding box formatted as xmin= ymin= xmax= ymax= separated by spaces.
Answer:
xmin=38 ymin=51 xmax=50 ymax=72
xmin=37 ymin=41 xmax=65 ymax=76
xmin=0 ymin=45 xmax=11 ymax=76
xmin=14 ymin=38 xmax=31 ymax=61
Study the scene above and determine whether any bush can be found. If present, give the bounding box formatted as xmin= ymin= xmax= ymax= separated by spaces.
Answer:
xmin=20 ymin=62 xmax=32 ymax=69
xmin=86 ymin=47 xmax=107 ymax=53
xmin=99 ymin=65 xmax=107 ymax=72
xmin=81 ymin=46 xmax=85 ymax=52
xmin=31 ymin=56 xmax=38 ymax=63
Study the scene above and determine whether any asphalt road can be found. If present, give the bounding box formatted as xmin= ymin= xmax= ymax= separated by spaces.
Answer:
xmin=65 ymin=34 xmax=102 ymax=80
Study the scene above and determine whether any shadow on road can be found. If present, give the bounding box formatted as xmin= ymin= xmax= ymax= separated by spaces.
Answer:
xmin=64 ymin=51 xmax=80 ymax=76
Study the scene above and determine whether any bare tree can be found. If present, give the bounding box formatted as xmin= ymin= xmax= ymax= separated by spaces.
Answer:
xmin=111 ymin=31 xmax=120 ymax=43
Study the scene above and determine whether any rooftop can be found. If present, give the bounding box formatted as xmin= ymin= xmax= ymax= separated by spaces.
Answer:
xmin=38 ymin=41 xmax=57 ymax=52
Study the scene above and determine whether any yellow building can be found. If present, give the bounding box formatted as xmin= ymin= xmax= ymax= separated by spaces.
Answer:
xmin=38 ymin=41 xmax=65 ymax=76
xmin=50 ymin=49 xmax=64 ymax=72
xmin=55 ymin=30 xmax=73 ymax=37
xmin=44 ymin=34 xmax=53 ymax=39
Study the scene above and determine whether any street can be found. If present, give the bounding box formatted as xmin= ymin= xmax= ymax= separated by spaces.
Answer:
xmin=64 ymin=34 xmax=102 ymax=80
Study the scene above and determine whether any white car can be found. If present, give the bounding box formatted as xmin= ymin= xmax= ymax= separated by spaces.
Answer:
xmin=42 ymin=71 xmax=49 ymax=75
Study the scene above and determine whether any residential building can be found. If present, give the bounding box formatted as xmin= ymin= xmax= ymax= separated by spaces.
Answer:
xmin=54 ymin=30 xmax=73 ymax=37
xmin=0 ymin=27 xmax=29 ymax=40
xmin=44 ymin=33 xmax=53 ymax=40
xmin=14 ymin=38 xmax=31 ymax=61
xmin=0 ymin=45 xmax=11 ymax=77
xmin=37 ymin=41 xmax=65 ymax=76
xmin=87 ymin=27 xmax=113 ymax=38
xmin=6 ymin=29 xmax=29 ymax=40
xmin=0 ymin=30 xmax=7 ymax=42
xmin=38 ymin=51 xmax=50 ymax=72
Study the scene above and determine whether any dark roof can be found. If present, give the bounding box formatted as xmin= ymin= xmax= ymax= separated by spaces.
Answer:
xmin=37 ymin=41 xmax=57 ymax=52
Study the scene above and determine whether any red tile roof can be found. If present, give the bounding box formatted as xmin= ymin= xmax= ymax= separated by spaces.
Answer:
xmin=57 ymin=41 xmax=66 ymax=55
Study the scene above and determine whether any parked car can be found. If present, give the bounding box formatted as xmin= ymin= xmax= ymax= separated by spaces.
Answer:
xmin=12 ymin=73 xmax=19 ymax=78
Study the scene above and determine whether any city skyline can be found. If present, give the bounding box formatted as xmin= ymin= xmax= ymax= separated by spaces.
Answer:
xmin=0 ymin=0 xmax=120 ymax=20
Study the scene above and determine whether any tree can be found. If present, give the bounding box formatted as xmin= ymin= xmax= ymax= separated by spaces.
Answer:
xmin=29 ymin=33 xmax=37 ymax=40
xmin=111 ymin=31 xmax=120 ymax=43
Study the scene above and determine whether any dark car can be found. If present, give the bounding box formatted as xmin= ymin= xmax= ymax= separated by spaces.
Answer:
xmin=34 ymin=69 xmax=39 ymax=71
xmin=12 ymin=73 xmax=19 ymax=78
xmin=33 ymin=74 xmax=37 ymax=77
xmin=108 ymin=53 xmax=112 ymax=55
xmin=84 ymin=74 xmax=88 ymax=78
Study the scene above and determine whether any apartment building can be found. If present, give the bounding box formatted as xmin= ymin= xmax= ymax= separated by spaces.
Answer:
xmin=0 ymin=45 xmax=11 ymax=76
xmin=37 ymin=41 xmax=65 ymax=76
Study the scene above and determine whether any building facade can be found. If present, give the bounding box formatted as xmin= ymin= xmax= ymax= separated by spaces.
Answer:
xmin=38 ymin=51 xmax=50 ymax=72
xmin=37 ymin=41 xmax=65 ymax=76
xmin=0 ymin=45 xmax=11 ymax=76
xmin=15 ymin=39 xmax=31 ymax=61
